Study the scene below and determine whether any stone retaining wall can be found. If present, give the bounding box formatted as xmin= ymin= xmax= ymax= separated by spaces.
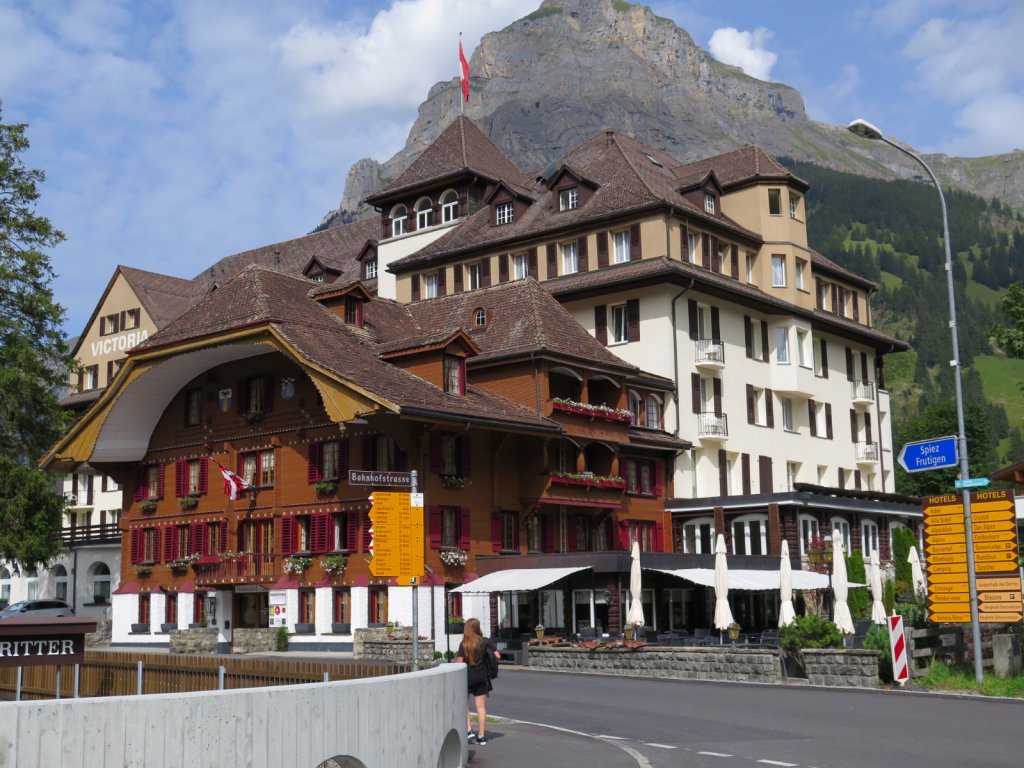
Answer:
xmin=168 ymin=627 xmax=219 ymax=654
xmin=86 ymin=620 xmax=112 ymax=647
xmin=528 ymin=645 xmax=781 ymax=683
xmin=800 ymin=649 xmax=879 ymax=687
xmin=354 ymin=627 xmax=435 ymax=666
xmin=231 ymin=628 xmax=278 ymax=654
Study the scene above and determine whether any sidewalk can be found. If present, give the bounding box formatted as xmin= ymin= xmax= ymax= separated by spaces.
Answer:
xmin=466 ymin=721 xmax=639 ymax=766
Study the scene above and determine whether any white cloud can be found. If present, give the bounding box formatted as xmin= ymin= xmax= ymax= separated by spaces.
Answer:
xmin=708 ymin=26 xmax=778 ymax=81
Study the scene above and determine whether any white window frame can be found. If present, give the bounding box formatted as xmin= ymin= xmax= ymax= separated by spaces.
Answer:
xmin=768 ymin=188 xmax=782 ymax=216
xmin=423 ymin=273 xmax=438 ymax=299
xmin=681 ymin=517 xmax=715 ymax=554
xmin=440 ymin=190 xmax=459 ymax=223
xmin=496 ymin=201 xmax=514 ymax=225
xmin=782 ymin=397 xmax=795 ymax=432
xmin=731 ymin=514 xmax=768 ymax=556
xmin=704 ymin=194 xmax=715 ymax=214
xmin=798 ymin=513 xmax=819 ymax=555
xmin=745 ymin=253 xmax=755 ymax=283
xmin=786 ymin=460 xmax=800 ymax=490
xmin=771 ymin=255 xmax=786 ymax=287
xmin=645 ymin=395 xmax=662 ymax=429
xmin=466 ymin=263 xmax=482 ymax=290
xmin=862 ymin=520 xmax=880 ymax=557
xmin=365 ymin=259 xmax=378 ymax=279
xmin=560 ymin=241 xmax=578 ymax=274
xmin=415 ymin=198 xmax=432 ymax=229
xmin=776 ymin=327 xmax=790 ymax=364
xmin=831 ymin=517 xmax=851 ymax=554
xmin=750 ymin=319 xmax=763 ymax=359
xmin=610 ymin=304 xmax=628 ymax=344
xmin=512 ymin=252 xmax=529 ymax=280
xmin=752 ymin=386 xmax=766 ymax=426
xmin=797 ymin=329 xmax=810 ymax=368
xmin=795 ymin=259 xmax=807 ymax=290
xmin=390 ymin=206 xmax=407 ymax=236
xmin=612 ymin=229 xmax=631 ymax=263
xmin=789 ymin=192 xmax=800 ymax=219
xmin=688 ymin=232 xmax=700 ymax=264
xmin=559 ymin=188 xmax=578 ymax=211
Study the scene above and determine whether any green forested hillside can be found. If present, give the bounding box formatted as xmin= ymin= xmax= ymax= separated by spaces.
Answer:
xmin=781 ymin=159 xmax=1024 ymax=493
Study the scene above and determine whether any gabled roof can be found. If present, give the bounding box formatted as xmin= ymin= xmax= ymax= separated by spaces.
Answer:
xmin=366 ymin=117 xmax=530 ymax=204
xmin=810 ymin=250 xmax=877 ymax=290
xmin=118 ymin=267 xmax=194 ymax=328
xmin=675 ymin=145 xmax=809 ymax=192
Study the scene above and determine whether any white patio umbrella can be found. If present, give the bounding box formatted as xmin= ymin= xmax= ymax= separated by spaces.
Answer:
xmin=869 ymin=549 xmax=887 ymax=625
xmin=713 ymin=533 xmax=734 ymax=631
xmin=908 ymin=546 xmax=926 ymax=596
xmin=831 ymin=529 xmax=855 ymax=635
xmin=626 ymin=540 xmax=645 ymax=630
xmin=778 ymin=539 xmax=796 ymax=627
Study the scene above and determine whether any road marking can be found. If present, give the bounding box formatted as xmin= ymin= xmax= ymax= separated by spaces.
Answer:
xmin=504 ymin=719 xmax=653 ymax=768
xmin=642 ymin=743 xmax=678 ymax=749
xmin=697 ymin=751 xmax=734 ymax=757
xmin=598 ymin=734 xmax=628 ymax=740
xmin=757 ymin=761 xmax=798 ymax=767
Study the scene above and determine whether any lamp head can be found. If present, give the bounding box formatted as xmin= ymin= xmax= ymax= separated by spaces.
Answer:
xmin=848 ymin=119 xmax=884 ymax=141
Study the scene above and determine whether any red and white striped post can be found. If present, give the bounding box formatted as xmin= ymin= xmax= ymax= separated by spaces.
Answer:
xmin=889 ymin=614 xmax=909 ymax=686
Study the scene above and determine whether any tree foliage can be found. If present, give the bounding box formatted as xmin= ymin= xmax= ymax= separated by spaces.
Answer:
xmin=0 ymin=101 xmax=73 ymax=567
xmin=845 ymin=549 xmax=870 ymax=620
xmin=991 ymin=282 xmax=1024 ymax=359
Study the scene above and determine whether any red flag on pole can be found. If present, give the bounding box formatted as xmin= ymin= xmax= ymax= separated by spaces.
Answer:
xmin=459 ymin=37 xmax=470 ymax=102
xmin=216 ymin=462 xmax=251 ymax=500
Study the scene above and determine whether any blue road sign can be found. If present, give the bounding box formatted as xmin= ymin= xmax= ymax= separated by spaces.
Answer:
xmin=954 ymin=477 xmax=990 ymax=489
xmin=897 ymin=435 xmax=958 ymax=473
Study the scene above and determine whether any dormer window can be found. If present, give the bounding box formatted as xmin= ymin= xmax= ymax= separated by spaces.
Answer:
xmin=424 ymin=273 xmax=439 ymax=299
xmin=310 ymin=272 xmax=325 ymax=283
xmin=496 ymin=201 xmax=514 ymax=225
xmin=559 ymin=188 xmax=579 ymax=211
xmin=440 ymin=190 xmax=459 ymax=223
xmin=344 ymin=296 xmax=362 ymax=326
xmin=365 ymin=258 xmax=377 ymax=280
xmin=703 ymin=194 xmax=715 ymax=215
xmin=473 ymin=307 xmax=487 ymax=327
xmin=415 ymin=198 xmax=432 ymax=229
xmin=443 ymin=355 xmax=465 ymax=396
xmin=391 ymin=205 xmax=408 ymax=236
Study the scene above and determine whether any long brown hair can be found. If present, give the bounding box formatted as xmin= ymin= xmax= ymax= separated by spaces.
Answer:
xmin=462 ymin=617 xmax=483 ymax=666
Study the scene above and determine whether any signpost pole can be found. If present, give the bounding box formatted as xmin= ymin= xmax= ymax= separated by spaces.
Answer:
xmin=15 ymin=667 xmax=21 ymax=702
xmin=411 ymin=470 xmax=419 ymax=669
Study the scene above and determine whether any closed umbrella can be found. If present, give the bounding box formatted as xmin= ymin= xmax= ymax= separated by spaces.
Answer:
xmin=714 ymin=533 xmax=734 ymax=631
xmin=908 ymin=546 xmax=926 ymax=596
xmin=626 ymin=540 xmax=645 ymax=630
xmin=869 ymin=550 xmax=887 ymax=624
xmin=831 ymin=529 xmax=855 ymax=635
xmin=778 ymin=539 xmax=796 ymax=627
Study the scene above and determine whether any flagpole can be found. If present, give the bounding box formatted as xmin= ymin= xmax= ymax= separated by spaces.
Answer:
xmin=459 ymin=33 xmax=465 ymax=116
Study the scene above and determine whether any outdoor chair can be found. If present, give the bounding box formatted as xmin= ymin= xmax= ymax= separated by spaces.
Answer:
xmin=760 ymin=629 xmax=780 ymax=648
xmin=578 ymin=626 xmax=596 ymax=641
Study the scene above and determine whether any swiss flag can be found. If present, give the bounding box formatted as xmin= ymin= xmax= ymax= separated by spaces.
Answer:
xmin=459 ymin=38 xmax=470 ymax=102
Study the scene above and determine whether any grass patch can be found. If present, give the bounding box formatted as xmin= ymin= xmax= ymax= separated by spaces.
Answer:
xmin=915 ymin=660 xmax=1024 ymax=698
xmin=526 ymin=7 xmax=561 ymax=20
xmin=974 ymin=354 xmax=1024 ymax=428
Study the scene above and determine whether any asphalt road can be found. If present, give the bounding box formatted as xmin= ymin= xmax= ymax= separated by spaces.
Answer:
xmin=487 ymin=668 xmax=1024 ymax=768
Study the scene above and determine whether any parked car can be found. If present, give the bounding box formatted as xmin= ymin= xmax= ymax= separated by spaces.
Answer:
xmin=0 ymin=600 xmax=75 ymax=619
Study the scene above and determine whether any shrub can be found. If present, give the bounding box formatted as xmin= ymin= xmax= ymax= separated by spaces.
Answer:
xmin=433 ymin=651 xmax=444 ymax=660
xmin=444 ymin=650 xmax=455 ymax=662
xmin=275 ymin=626 xmax=289 ymax=652
xmin=845 ymin=549 xmax=871 ymax=619
xmin=883 ymin=579 xmax=896 ymax=616
xmin=891 ymin=527 xmax=917 ymax=595
xmin=863 ymin=624 xmax=892 ymax=682
xmin=779 ymin=613 xmax=845 ymax=655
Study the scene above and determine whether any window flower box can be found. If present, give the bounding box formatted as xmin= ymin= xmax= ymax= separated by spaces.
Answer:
xmin=140 ymin=500 xmax=157 ymax=514
xmin=314 ymin=480 xmax=338 ymax=496
xmin=441 ymin=475 xmax=470 ymax=490
xmin=130 ymin=623 xmax=150 ymax=634
xmin=134 ymin=564 xmax=153 ymax=578
xmin=439 ymin=549 xmax=469 ymax=568
xmin=447 ymin=617 xmax=465 ymax=634
xmin=219 ymin=550 xmax=245 ymax=563
xmin=177 ymin=495 xmax=199 ymax=511
xmin=551 ymin=398 xmax=634 ymax=423
xmin=243 ymin=410 xmax=264 ymax=426
xmin=331 ymin=622 xmax=351 ymax=634
xmin=550 ymin=473 xmax=625 ymax=489
xmin=160 ymin=623 xmax=177 ymax=633
xmin=320 ymin=554 xmax=348 ymax=575
xmin=283 ymin=555 xmax=313 ymax=575
xmin=294 ymin=623 xmax=315 ymax=634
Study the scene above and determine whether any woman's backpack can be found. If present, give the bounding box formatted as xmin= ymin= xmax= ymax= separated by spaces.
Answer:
xmin=484 ymin=641 xmax=499 ymax=679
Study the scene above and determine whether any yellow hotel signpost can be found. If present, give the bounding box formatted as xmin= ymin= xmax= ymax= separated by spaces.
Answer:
xmin=923 ymin=488 xmax=1022 ymax=625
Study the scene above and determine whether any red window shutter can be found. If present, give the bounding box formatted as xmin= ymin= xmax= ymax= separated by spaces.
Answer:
xmin=218 ymin=521 xmax=227 ymax=554
xmin=626 ymin=299 xmax=640 ymax=342
xmin=134 ymin=466 xmax=145 ymax=502
xmin=263 ymin=375 xmax=274 ymax=413
xmin=566 ymin=516 xmax=578 ymax=553
xmin=654 ymin=522 xmax=664 ymax=551
xmin=730 ymin=244 xmax=739 ymax=278
xmin=499 ymin=253 xmax=509 ymax=282
xmin=808 ymin=401 xmax=818 ymax=437
xmin=543 ymin=516 xmax=556 ymax=554
xmin=395 ymin=447 xmax=408 ymax=471
xmin=653 ymin=460 xmax=664 ymax=496
xmin=312 ymin=513 xmax=328 ymax=553
xmin=546 ymin=243 xmax=557 ymax=276
xmin=710 ymin=237 xmax=720 ymax=272
xmin=597 ymin=231 xmax=609 ymax=267
xmin=595 ymin=305 xmax=607 ymax=345
xmin=680 ymin=225 xmax=689 ymax=261
xmin=765 ymin=389 xmax=775 ymax=428
xmin=629 ymin=223 xmax=641 ymax=261
xmin=175 ymin=460 xmax=186 ymax=498
xmin=577 ymin=236 xmax=589 ymax=271
xmin=339 ymin=439 xmax=349 ymax=476
xmin=156 ymin=464 xmax=164 ymax=499
xmin=189 ymin=523 xmax=202 ymax=555
xmin=281 ymin=516 xmax=296 ymax=556
xmin=347 ymin=514 xmax=358 ymax=552
xmin=461 ymin=435 xmax=472 ymax=477
xmin=691 ymin=373 xmax=701 ymax=414
xmin=164 ymin=529 xmax=178 ymax=562
xmin=825 ymin=403 xmax=834 ymax=439
xmin=199 ymin=458 xmax=208 ymax=494
xmin=428 ymin=507 xmax=442 ymax=549
xmin=458 ymin=507 xmax=471 ymax=550
xmin=130 ymin=529 xmax=141 ymax=564
xmin=491 ymin=509 xmax=502 ymax=553
xmin=308 ymin=443 xmax=322 ymax=483
xmin=362 ymin=437 xmax=374 ymax=471
xmin=429 ymin=433 xmax=442 ymax=474
xmin=701 ymin=237 xmax=710 ymax=269
xmin=688 ymin=300 xmax=698 ymax=341
xmin=481 ymin=258 xmax=491 ymax=287
xmin=616 ymin=521 xmax=630 ymax=551
xmin=325 ymin=513 xmax=335 ymax=551
xmin=744 ymin=316 xmax=753 ymax=357
xmin=528 ymin=248 xmax=538 ymax=279
xmin=411 ymin=274 xmax=420 ymax=301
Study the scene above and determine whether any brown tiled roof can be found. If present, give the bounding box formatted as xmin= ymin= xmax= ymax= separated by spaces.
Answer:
xmin=675 ymin=145 xmax=809 ymax=191
xmin=544 ymin=256 xmax=908 ymax=351
xmin=628 ymin=429 xmax=691 ymax=450
xmin=811 ymin=250 xmax=877 ymax=290
xmin=388 ymin=129 xmax=761 ymax=272
xmin=118 ymin=266 xmax=193 ymax=328
xmin=366 ymin=117 xmax=531 ymax=204
xmin=406 ymin=278 xmax=639 ymax=372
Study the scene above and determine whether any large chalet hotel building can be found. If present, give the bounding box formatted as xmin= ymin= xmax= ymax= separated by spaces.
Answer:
xmin=42 ymin=118 xmax=919 ymax=649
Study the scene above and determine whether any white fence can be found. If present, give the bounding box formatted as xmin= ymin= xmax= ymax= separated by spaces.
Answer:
xmin=0 ymin=664 xmax=467 ymax=768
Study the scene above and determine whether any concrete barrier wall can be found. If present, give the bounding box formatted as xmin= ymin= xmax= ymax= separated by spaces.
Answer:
xmin=0 ymin=664 xmax=467 ymax=768
xmin=528 ymin=645 xmax=781 ymax=683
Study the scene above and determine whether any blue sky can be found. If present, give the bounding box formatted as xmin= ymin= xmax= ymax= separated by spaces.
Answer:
xmin=1 ymin=0 xmax=1021 ymax=336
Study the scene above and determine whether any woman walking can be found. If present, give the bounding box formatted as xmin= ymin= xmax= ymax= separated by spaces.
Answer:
xmin=455 ymin=617 xmax=499 ymax=745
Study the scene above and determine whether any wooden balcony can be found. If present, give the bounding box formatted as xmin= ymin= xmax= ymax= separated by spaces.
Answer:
xmin=59 ymin=523 xmax=120 ymax=547
xmin=192 ymin=553 xmax=281 ymax=586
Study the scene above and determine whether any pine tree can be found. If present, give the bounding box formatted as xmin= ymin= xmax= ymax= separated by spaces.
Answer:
xmin=0 ymin=102 xmax=73 ymax=567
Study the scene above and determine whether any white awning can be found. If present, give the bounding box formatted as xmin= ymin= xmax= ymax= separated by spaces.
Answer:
xmin=451 ymin=567 xmax=590 ymax=594
xmin=653 ymin=568 xmax=864 ymax=591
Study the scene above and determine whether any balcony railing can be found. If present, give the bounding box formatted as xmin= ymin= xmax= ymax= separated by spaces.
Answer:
xmin=855 ymin=442 xmax=879 ymax=463
xmin=192 ymin=553 xmax=281 ymax=585
xmin=851 ymin=380 xmax=875 ymax=403
xmin=695 ymin=338 xmax=725 ymax=367
xmin=697 ymin=411 xmax=728 ymax=440
xmin=59 ymin=523 xmax=121 ymax=547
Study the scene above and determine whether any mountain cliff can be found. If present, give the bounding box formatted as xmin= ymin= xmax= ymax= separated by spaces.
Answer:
xmin=321 ymin=0 xmax=1024 ymax=228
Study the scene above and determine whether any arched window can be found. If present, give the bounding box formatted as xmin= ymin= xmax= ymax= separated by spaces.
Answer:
xmin=677 ymin=516 xmax=715 ymax=554
xmin=628 ymin=391 xmax=643 ymax=425
xmin=415 ymin=197 xmax=433 ymax=230
xmin=91 ymin=562 xmax=111 ymax=605
xmin=25 ymin=568 xmax=38 ymax=601
xmin=645 ymin=395 xmax=663 ymax=430
xmin=831 ymin=517 xmax=851 ymax=554
xmin=861 ymin=519 xmax=879 ymax=558
xmin=473 ymin=307 xmax=487 ymax=327
xmin=440 ymin=189 xmax=459 ymax=223
xmin=797 ymin=514 xmax=819 ymax=556
xmin=52 ymin=564 xmax=68 ymax=603
xmin=731 ymin=513 xmax=768 ymax=556
xmin=390 ymin=205 xmax=408 ymax=237
xmin=0 ymin=567 xmax=10 ymax=607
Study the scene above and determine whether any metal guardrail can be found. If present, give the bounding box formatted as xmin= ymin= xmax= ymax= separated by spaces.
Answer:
xmin=697 ymin=411 xmax=728 ymax=438
xmin=58 ymin=523 xmax=121 ymax=546
xmin=695 ymin=338 xmax=725 ymax=365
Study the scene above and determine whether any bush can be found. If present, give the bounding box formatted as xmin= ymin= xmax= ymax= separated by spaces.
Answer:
xmin=845 ymin=549 xmax=870 ymax=619
xmin=891 ymin=527 xmax=917 ymax=595
xmin=275 ymin=626 xmax=289 ymax=652
xmin=433 ymin=651 xmax=444 ymax=660
xmin=863 ymin=624 xmax=892 ymax=682
xmin=444 ymin=650 xmax=456 ymax=662
xmin=883 ymin=579 xmax=896 ymax=616
xmin=779 ymin=613 xmax=845 ymax=655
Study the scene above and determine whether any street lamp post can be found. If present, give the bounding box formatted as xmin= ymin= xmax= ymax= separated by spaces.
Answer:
xmin=847 ymin=119 xmax=984 ymax=683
